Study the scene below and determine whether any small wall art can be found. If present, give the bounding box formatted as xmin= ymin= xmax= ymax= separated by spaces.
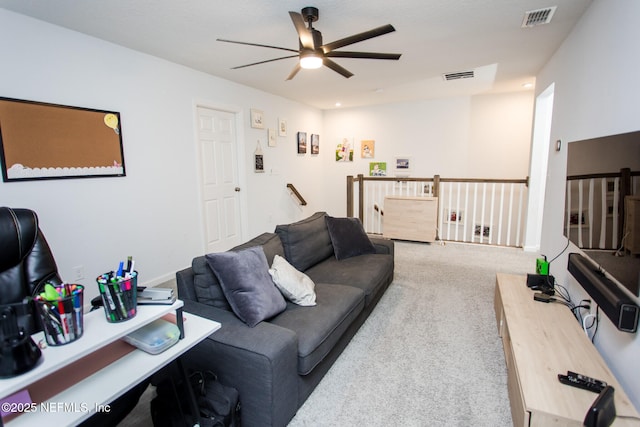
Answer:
xmin=311 ymin=134 xmax=319 ymax=154
xmin=361 ymin=140 xmax=375 ymax=158
xmin=394 ymin=156 xmax=411 ymax=176
xmin=254 ymin=140 xmax=264 ymax=173
xmin=268 ymin=128 xmax=277 ymax=147
xmin=278 ymin=118 xmax=287 ymax=136
xmin=336 ymin=137 xmax=353 ymax=162
xmin=297 ymin=132 xmax=307 ymax=154
xmin=369 ymin=162 xmax=387 ymax=176
xmin=250 ymin=109 xmax=264 ymax=129
xmin=445 ymin=209 xmax=463 ymax=224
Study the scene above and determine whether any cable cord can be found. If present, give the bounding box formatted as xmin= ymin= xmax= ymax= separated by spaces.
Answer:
xmin=591 ymin=306 xmax=600 ymax=343
xmin=554 ymin=281 xmax=572 ymax=304
xmin=547 ymin=237 xmax=571 ymax=274
xmin=583 ymin=313 xmax=596 ymax=337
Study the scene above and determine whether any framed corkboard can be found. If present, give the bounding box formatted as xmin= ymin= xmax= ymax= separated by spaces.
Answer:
xmin=0 ymin=97 xmax=125 ymax=182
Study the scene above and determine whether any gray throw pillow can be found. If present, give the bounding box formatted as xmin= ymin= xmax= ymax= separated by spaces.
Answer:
xmin=275 ymin=212 xmax=334 ymax=271
xmin=325 ymin=216 xmax=376 ymax=260
xmin=205 ymin=246 xmax=286 ymax=327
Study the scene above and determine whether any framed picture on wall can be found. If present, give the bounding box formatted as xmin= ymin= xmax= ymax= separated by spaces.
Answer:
xmin=250 ymin=109 xmax=264 ymax=129
xmin=0 ymin=96 xmax=126 ymax=182
xmin=369 ymin=162 xmax=387 ymax=176
xmin=336 ymin=137 xmax=353 ymax=162
xmin=444 ymin=209 xmax=464 ymax=224
xmin=393 ymin=156 xmax=411 ymax=177
xmin=361 ymin=140 xmax=375 ymax=158
xmin=278 ymin=118 xmax=287 ymax=136
xmin=268 ymin=128 xmax=277 ymax=147
xmin=297 ymin=132 xmax=307 ymax=154
xmin=311 ymin=134 xmax=319 ymax=154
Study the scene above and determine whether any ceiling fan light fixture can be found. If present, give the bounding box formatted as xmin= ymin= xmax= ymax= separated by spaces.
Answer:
xmin=300 ymin=53 xmax=323 ymax=69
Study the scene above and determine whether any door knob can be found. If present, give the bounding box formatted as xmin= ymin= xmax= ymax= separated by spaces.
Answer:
xmin=235 ymin=187 xmax=241 ymax=192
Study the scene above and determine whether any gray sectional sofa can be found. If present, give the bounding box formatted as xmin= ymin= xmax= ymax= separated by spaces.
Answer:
xmin=176 ymin=212 xmax=394 ymax=426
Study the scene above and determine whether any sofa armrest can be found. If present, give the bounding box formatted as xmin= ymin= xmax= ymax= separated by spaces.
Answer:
xmin=370 ymin=236 xmax=394 ymax=256
xmin=176 ymin=266 xmax=198 ymax=302
xmin=181 ymin=299 xmax=299 ymax=427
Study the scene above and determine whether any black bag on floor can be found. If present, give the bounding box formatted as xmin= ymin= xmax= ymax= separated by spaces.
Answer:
xmin=151 ymin=370 xmax=240 ymax=427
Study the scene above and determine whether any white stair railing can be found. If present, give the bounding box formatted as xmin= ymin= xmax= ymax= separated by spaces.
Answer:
xmin=347 ymin=175 xmax=528 ymax=248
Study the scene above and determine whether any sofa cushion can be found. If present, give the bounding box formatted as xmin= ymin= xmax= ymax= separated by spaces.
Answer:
xmin=192 ymin=233 xmax=285 ymax=311
xmin=305 ymin=253 xmax=394 ymax=307
xmin=231 ymin=232 xmax=284 ymax=265
xmin=275 ymin=212 xmax=334 ymax=271
xmin=269 ymin=254 xmax=316 ymax=306
xmin=325 ymin=216 xmax=376 ymax=260
xmin=192 ymin=256 xmax=231 ymax=311
xmin=206 ymin=246 xmax=287 ymax=327
xmin=269 ymin=283 xmax=364 ymax=375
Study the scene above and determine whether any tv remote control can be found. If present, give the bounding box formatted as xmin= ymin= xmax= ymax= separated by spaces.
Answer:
xmin=558 ymin=373 xmax=606 ymax=393
xmin=567 ymin=371 xmax=607 ymax=388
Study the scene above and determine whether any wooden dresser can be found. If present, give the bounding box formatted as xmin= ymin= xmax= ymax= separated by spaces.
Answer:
xmin=494 ymin=273 xmax=640 ymax=426
xmin=382 ymin=196 xmax=437 ymax=242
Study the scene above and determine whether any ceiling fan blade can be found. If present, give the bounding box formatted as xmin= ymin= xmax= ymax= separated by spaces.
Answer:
xmin=217 ymin=38 xmax=298 ymax=53
xmin=286 ymin=63 xmax=302 ymax=81
xmin=322 ymin=24 xmax=396 ymax=53
xmin=288 ymin=11 xmax=315 ymax=50
xmin=231 ymin=55 xmax=299 ymax=70
xmin=323 ymin=58 xmax=354 ymax=79
xmin=325 ymin=51 xmax=402 ymax=60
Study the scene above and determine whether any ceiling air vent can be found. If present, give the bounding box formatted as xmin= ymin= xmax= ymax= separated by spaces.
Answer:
xmin=443 ymin=71 xmax=474 ymax=81
xmin=522 ymin=6 xmax=557 ymax=28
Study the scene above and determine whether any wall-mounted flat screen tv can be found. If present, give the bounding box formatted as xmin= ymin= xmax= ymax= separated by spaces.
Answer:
xmin=0 ymin=97 xmax=125 ymax=182
xmin=564 ymin=130 xmax=640 ymax=297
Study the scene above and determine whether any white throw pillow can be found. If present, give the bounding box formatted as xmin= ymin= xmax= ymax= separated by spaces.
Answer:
xmin=269 ymin=255 xmax=317 ymax=306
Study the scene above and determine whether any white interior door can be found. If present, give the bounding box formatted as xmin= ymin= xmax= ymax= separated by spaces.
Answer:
xmin=196 ymin=107 xmax=242 ymax=253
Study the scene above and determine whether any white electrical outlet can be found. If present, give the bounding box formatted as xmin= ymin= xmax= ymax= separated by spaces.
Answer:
xmin=72 ymin=265 xmax=85 ymax=281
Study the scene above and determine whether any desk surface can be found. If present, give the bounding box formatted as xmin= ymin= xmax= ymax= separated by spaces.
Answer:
xmin=1 ymin=301 xmax=220 ymax=426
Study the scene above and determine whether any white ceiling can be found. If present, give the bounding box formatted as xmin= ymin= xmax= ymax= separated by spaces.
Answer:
xmin=0 ymin=0 xmax=591 ymax=110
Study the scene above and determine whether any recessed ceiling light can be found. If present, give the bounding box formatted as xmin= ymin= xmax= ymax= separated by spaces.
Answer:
xmin=335 ymin=102 xmax=342 ymax=107
xmin=522 ymin=82 xmax=534 ymax=89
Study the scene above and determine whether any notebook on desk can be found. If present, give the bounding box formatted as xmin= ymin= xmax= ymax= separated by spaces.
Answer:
xmin=137 ymin=287 xmax=176 ymax=305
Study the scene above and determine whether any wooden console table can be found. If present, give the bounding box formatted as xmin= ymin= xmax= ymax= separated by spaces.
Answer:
xmin=494 ymin=273 xmax=640 ymax=426
xmin=383 ymin=196 xmax=437 ymax=242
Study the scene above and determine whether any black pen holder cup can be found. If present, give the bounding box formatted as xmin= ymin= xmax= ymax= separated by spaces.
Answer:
xmin=34 ymin=285 xmax=84 ymax=346
xmin=96 ymin=272 xmax=138 ymax=323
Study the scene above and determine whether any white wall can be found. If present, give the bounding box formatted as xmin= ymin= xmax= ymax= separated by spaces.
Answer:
xmin=537 ymin=0 xmax=640 ymax=409
xmin=0 ymin=10 xmax=536 ymax=310
xmin=321 ymin=92 xmax=534 ymax=215
xmin=0 ymin=9 xmax=323 ymax=302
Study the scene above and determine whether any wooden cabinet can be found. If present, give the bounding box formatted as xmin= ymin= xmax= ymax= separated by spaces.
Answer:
xmin=494 ymin=274 xmax=640 ymax=426
xmin=383 ymin=196 xmax=437 ymax=242
xmin=625 ymin=195 xmax=640 ymax=255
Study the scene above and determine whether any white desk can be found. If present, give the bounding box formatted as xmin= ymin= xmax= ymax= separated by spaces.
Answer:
xmin=0 ymin=300 xmax=220 ymax=426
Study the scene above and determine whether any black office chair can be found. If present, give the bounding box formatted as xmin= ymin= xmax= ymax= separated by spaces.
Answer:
xmin=0 ymin=207 xmax=148 ymax=425
xmin=0 ymin=207 xmax=62 ymax=333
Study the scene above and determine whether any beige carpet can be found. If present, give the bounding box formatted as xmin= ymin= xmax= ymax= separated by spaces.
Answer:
xmin=118 ymin=241 xmax=538 ymax=426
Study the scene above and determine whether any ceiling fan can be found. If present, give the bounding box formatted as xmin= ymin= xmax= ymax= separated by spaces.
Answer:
xmin=217 ymin=6 xmax=402 ymax=80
